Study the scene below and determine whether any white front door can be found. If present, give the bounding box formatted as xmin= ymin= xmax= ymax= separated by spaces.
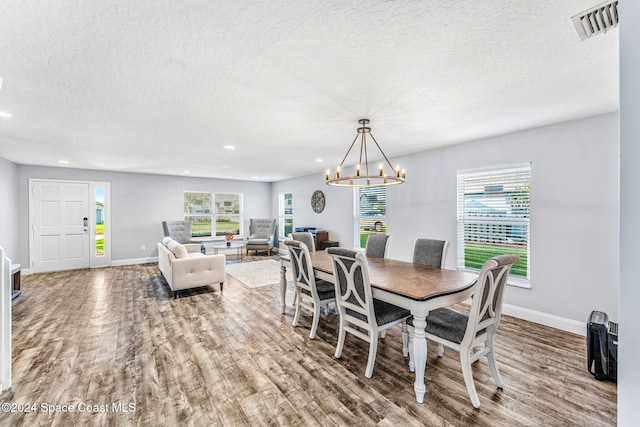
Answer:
xmin=31 ymin=181 xmax=90 ymax=273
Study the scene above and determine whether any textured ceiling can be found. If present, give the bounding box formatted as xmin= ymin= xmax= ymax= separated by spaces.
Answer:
xmin=0 ymin=1 xmax=619 ymax=182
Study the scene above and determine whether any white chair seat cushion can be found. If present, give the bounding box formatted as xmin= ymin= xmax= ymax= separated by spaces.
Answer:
xmin=187 ymin=252 xmax=205 ymax=258
xmin=247 ymin=238 xmax=269 ymax=245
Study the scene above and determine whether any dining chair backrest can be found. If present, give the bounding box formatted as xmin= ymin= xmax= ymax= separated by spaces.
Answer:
xmin=289 ymin=232 xmax=315 ymax=252
xmin=364 ymin=234 xmax=390 ymax=258
xmin=327 ymin=247 xmax=375 ymax=328
xmin=465 ymin=255 xmax=520 ymax=342
xmin=412 ymin=238 xmax=449 ymax=268
xmin=284 ymin=240 xmax=320 ymax=300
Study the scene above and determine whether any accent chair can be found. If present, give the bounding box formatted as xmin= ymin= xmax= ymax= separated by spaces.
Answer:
xmin=246 ymin=218 xmax=278 ymax=256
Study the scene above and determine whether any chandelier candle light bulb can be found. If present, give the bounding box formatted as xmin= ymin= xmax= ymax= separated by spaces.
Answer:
xmin=325 ymin=119 xmax=406 ymax=187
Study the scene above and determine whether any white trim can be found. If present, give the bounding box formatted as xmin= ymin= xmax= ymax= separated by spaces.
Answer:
xmin=0 ymin=248 xmax=12 ymax=391
xmin=111 ymin=257 xmax=158 ymax=266
xmin=457 ymin=161 xmax=532 ymax=175
xmin=21 ymin=268 xmax=33 ymax=276
xmin=502 ymin=303 xmax=586 ymax=336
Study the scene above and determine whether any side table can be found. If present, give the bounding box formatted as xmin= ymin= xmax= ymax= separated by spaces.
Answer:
xmin=10 ymin=264 xmax=21 ymax=299
xmin=209 ymin=242 xmax=246 ymax=263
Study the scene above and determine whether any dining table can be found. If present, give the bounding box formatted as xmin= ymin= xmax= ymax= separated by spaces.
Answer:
xmin=279 ymin=250 xmax=477 ymax=404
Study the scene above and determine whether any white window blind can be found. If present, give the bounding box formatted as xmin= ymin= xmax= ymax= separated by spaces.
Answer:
xmin=456 ymin=164 xmax=530 ymax=279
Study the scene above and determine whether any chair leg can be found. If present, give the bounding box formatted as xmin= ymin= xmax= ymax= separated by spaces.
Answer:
xmin=309 ymin=303 xmax=320 ymax=339
xmin=219 ymin=282 xmax=224 ymax=291
xmin=334 ymin=317 xmax=346 ymax=359
xmin=486 ymin=335 xmax=503 ymax=389
xmin=173 ymin=290 xmax=178 ymax=299
xmin=460 ymin=350 xmax=481 ymax=408
xmin=365 ymin=334 xmax=379 ymax=378
xmin=292 ymin=296 xmax=302 ymax=327
xmin=402 ymin=323 xmax=409 ymax=357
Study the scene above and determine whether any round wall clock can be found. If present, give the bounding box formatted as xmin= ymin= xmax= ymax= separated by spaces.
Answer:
xmin=311 ymin=190 xmax=325 ymax=213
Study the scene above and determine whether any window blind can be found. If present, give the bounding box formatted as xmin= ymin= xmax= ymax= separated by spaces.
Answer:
xmin=457 ymin=165 xmax=531 ymax=279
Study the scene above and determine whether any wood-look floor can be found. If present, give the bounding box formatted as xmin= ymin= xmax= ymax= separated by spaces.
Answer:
xmin=0 ymin=261 xmax=616 ymax=426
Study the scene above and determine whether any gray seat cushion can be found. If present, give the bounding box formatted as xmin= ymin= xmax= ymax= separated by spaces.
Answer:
xmin=347 ymin=299 xmax=410 ymax=326
xmin=408 ymin=307 xmax=471 ymax=344
xmin=298 ymin=279 xmax=335 ymax=301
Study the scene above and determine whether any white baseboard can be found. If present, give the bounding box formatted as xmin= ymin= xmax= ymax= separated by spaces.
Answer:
xmin=502 ymin=303 xmax=586 ymax=336
xmin=21 ymin=268 xmax=33 ymax=276
xmin=111 ymin=257 xmax=158 ymax=267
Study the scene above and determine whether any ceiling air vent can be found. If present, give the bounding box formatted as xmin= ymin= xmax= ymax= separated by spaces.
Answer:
xmin=571 ymin=1 xmax=618 ymax=41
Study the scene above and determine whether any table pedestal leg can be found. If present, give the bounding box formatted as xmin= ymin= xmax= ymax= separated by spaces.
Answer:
xmin=410 ymin=304 xmax=428 ymax=403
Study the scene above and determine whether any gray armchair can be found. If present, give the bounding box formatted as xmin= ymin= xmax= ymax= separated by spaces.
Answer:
xmin=246 ymin=219 xmax=278 ymax=256
xmin=162 ymin=220 xmax=204 ymax=253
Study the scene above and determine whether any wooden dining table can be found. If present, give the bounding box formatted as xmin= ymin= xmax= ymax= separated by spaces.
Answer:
xmin=279 ymin=250 xmax=477 ymax=404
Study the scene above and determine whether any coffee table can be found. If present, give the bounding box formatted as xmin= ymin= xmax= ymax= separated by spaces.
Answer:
xmin=209 ymin=242 xmax=246 ymax=262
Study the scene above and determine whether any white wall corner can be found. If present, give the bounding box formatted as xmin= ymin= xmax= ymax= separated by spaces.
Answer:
xmin=502 ymin=303 xmax=586 ymax=336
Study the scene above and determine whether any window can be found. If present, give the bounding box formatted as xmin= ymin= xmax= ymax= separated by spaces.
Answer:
xmin=456 ymin=164 xmax=530 ymax=280
xmin=94 ymin=188 xmax=105 ymax=257
xmin=279 ymin=192 xmax=293 ymax=238
xmin=184 ymin=192 xmax=243 ymax=237
xmin=354 ymin=186 xmax=386 ymax=249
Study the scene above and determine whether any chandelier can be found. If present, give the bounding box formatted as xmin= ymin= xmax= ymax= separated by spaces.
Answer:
xmin=325 ymin=119 xmax=405 ymax=187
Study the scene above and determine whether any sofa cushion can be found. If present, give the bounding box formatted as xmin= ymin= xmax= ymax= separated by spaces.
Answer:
xmin=167 ymin=240 xmax=188 ymax=258
xmin=247 ymin=238 xmax=269 ymax=246
xmin=162 ymin=236 xmax=173 ymax=246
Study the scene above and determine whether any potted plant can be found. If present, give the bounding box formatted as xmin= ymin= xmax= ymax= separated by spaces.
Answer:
xmin=225 ymin=233 xmax=234 ymax=246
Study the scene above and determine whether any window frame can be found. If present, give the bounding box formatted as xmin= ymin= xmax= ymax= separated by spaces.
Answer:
xmin=183 ymin=191 xmax=244 ymax=239
xmin=353 ymin=186 xmax=387 ymax=249
xmin=456 ymin=163 xmax=531 ymax=287
xmin=279 ymin=192 xmax=293 ymax=239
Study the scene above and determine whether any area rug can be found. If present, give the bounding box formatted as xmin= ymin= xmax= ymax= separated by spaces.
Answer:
xmin=226 ymin=259 xmax=291 ymax=289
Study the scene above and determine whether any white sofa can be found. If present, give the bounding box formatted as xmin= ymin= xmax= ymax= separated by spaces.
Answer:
xmin=157 ymin=237 xmax=226 ymax=298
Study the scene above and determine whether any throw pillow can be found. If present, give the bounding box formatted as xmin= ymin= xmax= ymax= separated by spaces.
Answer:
xmin=162 ymin=236 xmax=173 ymax=246
xmin=167 ymin=240 xmax=188 ymax=258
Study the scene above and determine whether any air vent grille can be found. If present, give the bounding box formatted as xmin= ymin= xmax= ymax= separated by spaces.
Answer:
xmin=571 ymin=0 xmax=618 ymax=41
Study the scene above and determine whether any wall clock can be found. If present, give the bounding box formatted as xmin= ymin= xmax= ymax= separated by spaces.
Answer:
xmin=311 ymin=190 xmax=325 ymax=213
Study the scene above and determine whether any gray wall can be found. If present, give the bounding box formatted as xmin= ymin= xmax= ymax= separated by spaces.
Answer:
xmin=0 ymin=156 xmax=18 ymax=260
xmin=273 ymin=113 xmax=619 ymax=325
xmin=16 ymin=166 xmax=272 ymax=265
xmin=619 ymin=1 xmax=640 ymax=424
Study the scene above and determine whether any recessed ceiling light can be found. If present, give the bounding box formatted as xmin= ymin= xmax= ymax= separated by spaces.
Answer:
xmin=252 ymin=176 xmax=259 ymax=180
xmin=223 ymin=145 xmax=235 ymax=150
xmin=0 ymin=111 xmax=12 ymax=118
xmin=316 ymin=158 xmax=323 ymax=162
xmin=183 ymin=170 xmax=191 ymax=174
xmin=58 ymin=160 xmax=69 ymax=164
